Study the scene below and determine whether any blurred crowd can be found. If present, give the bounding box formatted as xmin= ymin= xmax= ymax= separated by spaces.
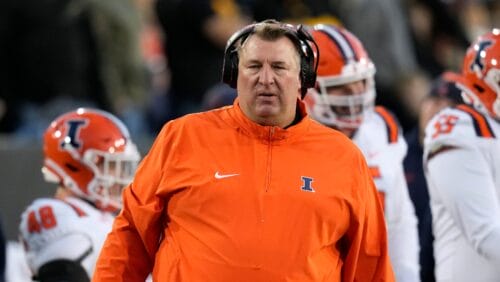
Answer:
xmin=0 ymin=0 xmax=498 ymax=140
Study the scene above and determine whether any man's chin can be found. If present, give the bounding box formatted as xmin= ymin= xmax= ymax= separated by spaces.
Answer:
xmin=254 ymin=103 xmax=279 ymax=115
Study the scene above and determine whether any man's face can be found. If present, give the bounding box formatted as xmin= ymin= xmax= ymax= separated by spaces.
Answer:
xmin=236 ymin=35 xmax=301 ymax=128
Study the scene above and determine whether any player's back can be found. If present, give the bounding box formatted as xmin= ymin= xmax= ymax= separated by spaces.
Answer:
xmin=19 ymin=196 xmax=115 ymax=279
xmin=354 ymin=106 xmax=420 ymax=282
xmin=354 ymin=106 xmax=409 ymax=221
xmin=424 ymin=104 xmax=500 ymax=281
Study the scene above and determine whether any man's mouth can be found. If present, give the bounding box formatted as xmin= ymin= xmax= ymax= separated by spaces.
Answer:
xmin=258 ymin=92 xmax=276 ymax=97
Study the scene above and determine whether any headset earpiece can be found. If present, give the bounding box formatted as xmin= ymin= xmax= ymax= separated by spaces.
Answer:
xmin=222 ymin=24 xmax=255 ymax=88
xmin=222 ymin=49 xmax=239 ymax=88
xmin=295 ymin=24 xmax=319 ymax=98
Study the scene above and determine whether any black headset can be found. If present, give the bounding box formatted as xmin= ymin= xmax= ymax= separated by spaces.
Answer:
xmin=221 ymin=21 xmax=319 ymax=98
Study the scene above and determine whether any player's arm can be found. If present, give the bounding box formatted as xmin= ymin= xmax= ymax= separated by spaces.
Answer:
xmin=93 ymin=122 xmax=176 ymax=282
xmin=24 ymin=232 xmax=93 ymax=282
xmin=37 ymin=234 xmax=93 ymax=282
xmin=343 ymin=151 xmax=395 ymax=281
xmin=375 ymin=106 xmax=421 ymax=281
xmin=426 ymin=145 xmax=500 ymax=263
xmin=386 ymin=162 xmax=420 ymax=282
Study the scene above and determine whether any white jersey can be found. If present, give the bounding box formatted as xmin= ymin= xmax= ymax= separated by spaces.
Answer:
xmin=424 ymin=104 xmax=500 ymax=282
xmin=354 ymin=106 xmax=420 ymax=282
xmin=19 ymin=196 xmax=115 ymax=279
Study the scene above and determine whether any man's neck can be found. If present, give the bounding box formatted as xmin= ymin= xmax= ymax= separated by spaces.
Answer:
xmin=284 ymin=106 xmax=302 ymax=129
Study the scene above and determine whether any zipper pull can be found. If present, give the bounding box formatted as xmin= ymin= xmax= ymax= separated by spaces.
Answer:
xmin=268 ymin=127 xmax=275 ymax=141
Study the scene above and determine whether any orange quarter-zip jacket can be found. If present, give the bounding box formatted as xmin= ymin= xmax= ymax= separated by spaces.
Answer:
xmin=94 ymin=98 xmax=394 ymax=281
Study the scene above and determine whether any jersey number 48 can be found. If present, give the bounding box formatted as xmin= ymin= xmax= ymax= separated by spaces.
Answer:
xmin=27 ymin=206 xmax=57 ymax=233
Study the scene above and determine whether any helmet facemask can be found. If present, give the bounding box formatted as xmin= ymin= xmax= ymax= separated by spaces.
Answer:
xmin=484 ymin=68 xmax=500 ymax=119
xmin=308 ymin=60 xmax=376 ymax=130
xmin=83 ymin=142 xmax=140 ymax=211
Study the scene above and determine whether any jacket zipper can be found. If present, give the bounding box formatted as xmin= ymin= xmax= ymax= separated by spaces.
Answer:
xmin=265 ymin=127 xmax=275 ymax=192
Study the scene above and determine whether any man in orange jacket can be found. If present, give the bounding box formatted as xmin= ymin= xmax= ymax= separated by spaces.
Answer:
xmin=93 ymin=19 xmax=395 ymax=282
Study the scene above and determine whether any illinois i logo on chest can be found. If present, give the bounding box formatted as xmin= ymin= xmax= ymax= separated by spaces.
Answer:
xmin=301 ymin=176 xmax=315 ymax=192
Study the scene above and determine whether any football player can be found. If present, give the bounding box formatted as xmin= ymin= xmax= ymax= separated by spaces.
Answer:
xmin=423 ymin=29 xmax=500 ymax=281
xmin=404 ymin=70 xmax=466 ymax=282
xmin=304 ymin=24 xmax=420 ymax=282
xmin=19 ymin=108 xmax=141 ymax=282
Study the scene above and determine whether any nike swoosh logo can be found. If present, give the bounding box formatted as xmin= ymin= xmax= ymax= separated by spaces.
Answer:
xmin=214 ymin=172 xmax=239 ymax=179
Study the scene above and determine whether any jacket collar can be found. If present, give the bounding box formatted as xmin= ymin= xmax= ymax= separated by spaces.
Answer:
xmin=224 ymin=97 xmax=312 ymax=143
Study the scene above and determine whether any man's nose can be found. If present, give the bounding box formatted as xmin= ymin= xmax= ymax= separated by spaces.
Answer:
xmin=258 ymin=65 xmax=274 ymax=85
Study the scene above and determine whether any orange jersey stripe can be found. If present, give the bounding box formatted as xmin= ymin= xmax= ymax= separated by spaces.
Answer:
xmin=61 ymin=200 xmax=87 ymax=217
xmin=375 ymin=106 xmax=399 ymax=143
xmin=456 ymin=104 xmax=495 ymax=138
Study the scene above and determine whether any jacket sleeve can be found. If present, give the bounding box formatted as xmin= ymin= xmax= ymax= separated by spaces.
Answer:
xmin=93 ymin=123 xmax=175 ymax=282
xmin=342 ymin=152 xmax=395 ymax=282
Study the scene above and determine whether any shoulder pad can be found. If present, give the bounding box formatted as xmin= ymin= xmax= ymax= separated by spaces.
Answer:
xmin=357 ymin=107 xmax=407 ymax=161
xmin=454 ymin=104 xmax=496 ymax=138
xmin=21 ymin=198 xmax=87 ymax=225
xmin=19 ymin=198 xmax=89 ymax=252
xmin=374 ymin=106 xmax=401 ymax=144
xmin=425 ymin=105 xmax=496 ymax=144
xmin=424 ymin=105 xmax=496 ymax=158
